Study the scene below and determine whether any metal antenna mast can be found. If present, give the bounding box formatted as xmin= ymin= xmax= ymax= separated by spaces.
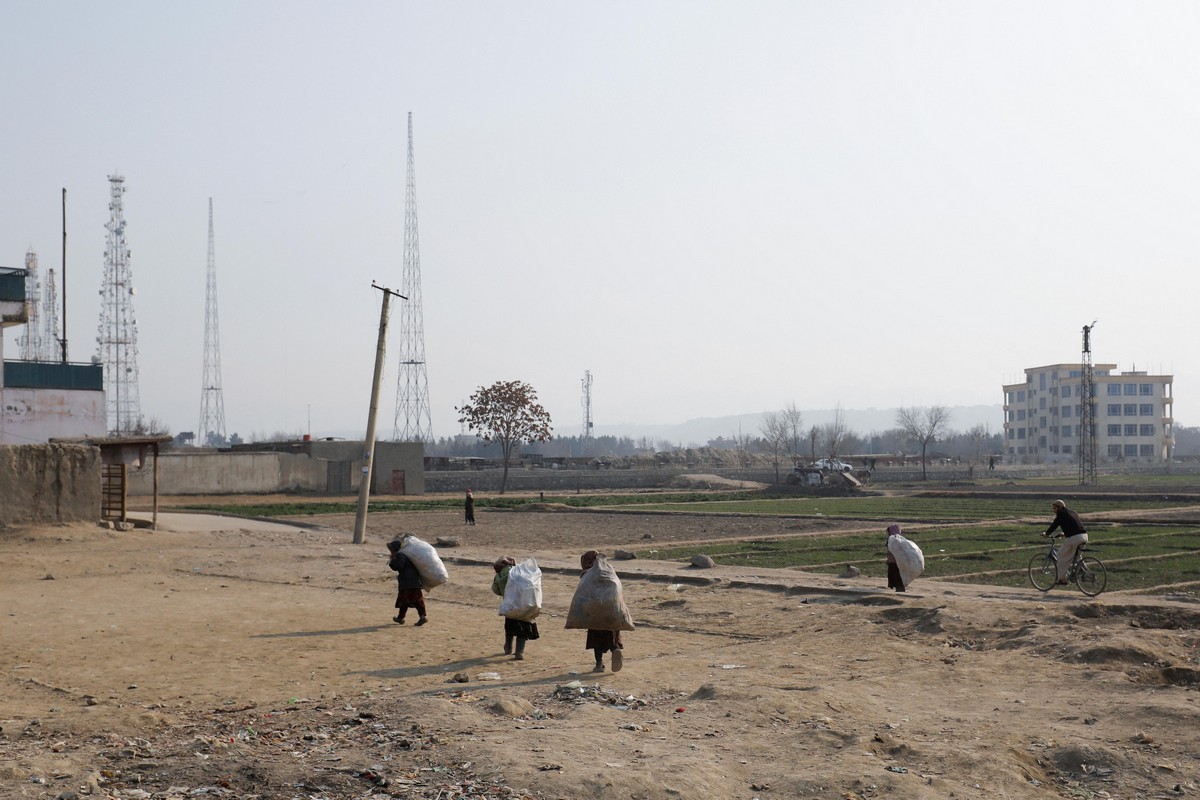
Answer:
xmin=392 ymin=111 xmax=433 ymax=443
xmin=96 ymin=174 xmax=142 ymax=435
xmin=581 ymin=370 xmax=594 ymax=454
xmin=41 ymin=264 xmax=60 ymax=362
xmin=17 ymin=249 xmax=43 ymax=360
xmin=1078 ymin=321 xmax=1098 ymax=485
xmin=198 ymin=198 xmax=227 ymax=446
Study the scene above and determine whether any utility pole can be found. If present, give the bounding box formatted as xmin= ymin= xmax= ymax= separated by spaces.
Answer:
xmin=1078 ymin=321 xmax=1097 ymax=485
xmin=354 ymin=282 xmax=406 ymax=544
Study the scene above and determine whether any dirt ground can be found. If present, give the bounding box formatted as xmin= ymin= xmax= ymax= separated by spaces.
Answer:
xmin=2 ymin=500 xmax=1199 ymax=800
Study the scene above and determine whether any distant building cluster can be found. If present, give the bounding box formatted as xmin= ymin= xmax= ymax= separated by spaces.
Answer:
xmin=1003 ymin=363 xmax=1174 ymax=464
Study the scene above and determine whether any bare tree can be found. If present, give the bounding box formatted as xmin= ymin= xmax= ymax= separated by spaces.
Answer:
xmin=821 ymin=406 xmax=847 ymax=460
xmin=782 ymin=403 xmax=804 ymax=465
xmin=807 ymin=424 xmax=820 ymax=463
xmin=759 ymin=411 xmax=790 ymax=483
xmin=896 ymin=405 xmax=952 ymax=480
xmin=457 ymin=380 xmax=553 ymax=494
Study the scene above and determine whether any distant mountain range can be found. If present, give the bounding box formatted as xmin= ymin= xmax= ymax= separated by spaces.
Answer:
xmin=592 ymin=405 xmax=1004 ymax=447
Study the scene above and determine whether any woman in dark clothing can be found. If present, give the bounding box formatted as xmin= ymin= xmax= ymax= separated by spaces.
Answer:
xmin=492 ymin=556 xmax=539 ymax=660
xmin=464 ymin=489 xmax=476 ymax=525
xmin=885 ymin=524 xmax=905 ymax=592
xmin=580 ymin=550 xmax=623 ymax=673
xmin=387 ymin=539 xmax=427 ymax=626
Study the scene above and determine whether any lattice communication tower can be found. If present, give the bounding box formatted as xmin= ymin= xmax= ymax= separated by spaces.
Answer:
xmin=96 ymin=174 xmax=142 ymax=435
xmin=1078 ymin=321 xmax=1097 ymax=485
xmin=392 ymin=112 xmax=433 ymax=443
xmin=197 ymin=198 xmax=227 ymax=446
xmin=581 ymin=370 xmax=594 ymax=454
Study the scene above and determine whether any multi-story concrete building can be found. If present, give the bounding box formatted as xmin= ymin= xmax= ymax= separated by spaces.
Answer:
xmin=1002 ymin=363 xmax=1174 ymax=464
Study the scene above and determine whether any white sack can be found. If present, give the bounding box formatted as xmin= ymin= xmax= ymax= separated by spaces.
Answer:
xmin=399 ymin=535 xmax=449 ymax=589
xmin=499 ymin=558 xmax=543 ymax=621
xmin=887 ymin=534 xmax=925 ymax=588
xmin=565 ymin=554 xmax=635 ymax=631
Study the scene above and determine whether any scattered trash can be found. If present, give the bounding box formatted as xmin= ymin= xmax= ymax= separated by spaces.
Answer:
xmin=885 ymin=765 xmax=908 ymax=774
xmin=475 ymin=672 xmax=502 ymax=681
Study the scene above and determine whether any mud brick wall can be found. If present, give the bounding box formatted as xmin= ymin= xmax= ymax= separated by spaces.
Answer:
xmin=0 ymin=444 xmax=101 ymax=525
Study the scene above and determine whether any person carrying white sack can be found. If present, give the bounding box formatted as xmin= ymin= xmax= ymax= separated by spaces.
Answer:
xmin=885 ymin=524 xmax=924 ymax=592
xmin=492 ymin=556 xmax=540 ymax=660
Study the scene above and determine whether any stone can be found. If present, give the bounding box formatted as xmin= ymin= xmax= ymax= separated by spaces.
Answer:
xmin=690 ymin=554 xmax=716 ymax=569
xmin=613 ymin=549 xmax=636 ymax=560
xmin=839 ymin=565 xmax=861 ymax=578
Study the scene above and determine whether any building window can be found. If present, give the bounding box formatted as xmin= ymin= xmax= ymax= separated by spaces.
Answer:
xmin=1007 ymin=410 xmax=1015 ymax=422
xmin=1050 ymin=445 xmax=1059 ymax=453
xmin=1017 ymin=410 xmax=1026 ymax=421
xmin=1140 ymin=404 xmax=1154 ymax=416
xmin=1040 ymin=417 xmax=1047 ymax=429
xmin=1107 ymin=404 xmax=1121 ymax=416
xmin=1140 ymin=444 xmax=1154 ymax=457
xmin=1039 ymin=397 xmax=1047 ymax=410
xmin=1062 ymin=405 xmax=1072 ymax=418
xmin=1140 ymin=424 xmax=1155 ymax=436
xmin=1124 ymin=444 xmax=1138 ymax=457
xmin=1063 ymin=385 xmax=1073 ymax=398
xmin=1063 ymin=444 xmax=1073 ymax=454
xmin=1124 ymin=424 xmax=1137 ymax=436
xmin=1140 ymin=383 xmax=1154 ymax=396
xmin=1039 ymin=373 xmax=1046 ymax=391
xmin=1018 ymin=429 xmax=1026 ymax=439
xmin=1007 ymin=429 xmax=1015 ymax=440
xmin=1107 ymin=425 xmax=1121 ymax=436
xmin=1017 ymin=390 xmax=1026 ymax=402
xmin=1062 ymin=425 xmax=1072 ymax=437
xmin=1108 ymin=445 xmax=1121 ymax=457
xmin=1107 ymin=384 xmax=1121 ymax=396
xmin=1124 ymin=404 xmax=1137 ymax=416
xmin=1038 ymin=436 xmax=1047 ymax=447
xmin=1050 ymin=426 xmax=1058 ymax=436
xmin=1124 ymin=383 xmax=1137 ymax=395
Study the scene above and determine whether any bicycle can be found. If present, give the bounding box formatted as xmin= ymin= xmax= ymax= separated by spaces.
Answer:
xmin=1028 ymin=537 xmax=1107 ymax=596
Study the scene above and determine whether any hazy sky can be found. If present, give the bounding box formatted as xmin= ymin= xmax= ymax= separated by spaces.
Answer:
xmin=3 ymin=2 xmax=1197 ymax=441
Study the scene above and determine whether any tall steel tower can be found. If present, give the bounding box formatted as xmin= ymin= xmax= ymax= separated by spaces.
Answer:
xmin=17 ymin=249 xmax=44 ymax=360
xmin=41 ymin=265 xmax=60 ymax=361
xmin=581 ymin=370 xmax=594 ymax=454
xmin=1078 ymin=321 xmax=1097 ymax=485
xmin=392 ymin=112 xmax=433 ymax=443
xmin=96 ymin=173 xmax=142 ymax=435
xmin=197 ymin=198 xmax=227 ymax=447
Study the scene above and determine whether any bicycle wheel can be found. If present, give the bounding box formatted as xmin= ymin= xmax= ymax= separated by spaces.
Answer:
xmin=1074 ymin=556 xmax=1107 ymax=596
xmin=1028 ymin=552 xmax=1057 ymax=591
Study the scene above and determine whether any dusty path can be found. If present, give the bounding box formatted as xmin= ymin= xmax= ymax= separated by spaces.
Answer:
xmin=2 ymin=507 xmax=1199 ymax=799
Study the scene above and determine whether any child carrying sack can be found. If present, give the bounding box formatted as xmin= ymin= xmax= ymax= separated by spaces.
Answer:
xmin=498 ymin=558 xmax=543 ymax=621
xmin=399 ymin=535 xmax=449 ymax=589
xmin=887 ymin=533 xmax=925 ymax=588
xmin=565 ymin=554 xmax=635 ymax=631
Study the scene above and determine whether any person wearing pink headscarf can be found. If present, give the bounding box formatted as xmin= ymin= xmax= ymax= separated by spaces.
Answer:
xmin=885 ymin=524 xmax=905 ymax=593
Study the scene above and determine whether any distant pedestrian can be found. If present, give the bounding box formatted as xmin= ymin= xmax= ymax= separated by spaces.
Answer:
xmin=464 ymin=489 xmax=475 ymax=525
xmin=885 ymin=525 xmax=906 ymax=593
xmin=492 ymin=556 xmax=540 ymax=660
xmin=988 ymin=456 xmax=995 ymax=471
xmin=387 ymin=539 xmax=428 ymax=626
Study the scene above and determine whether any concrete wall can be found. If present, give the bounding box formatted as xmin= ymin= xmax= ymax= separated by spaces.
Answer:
xmin=125 ymin=441 xmax=425 ymax=496
xmin=0 ymin=443 xmax=101 ymax=525
xmin=126 ymin=451 xmax=327 ymax=496
xmin=0 ymin=386 xmax=106 ymax=445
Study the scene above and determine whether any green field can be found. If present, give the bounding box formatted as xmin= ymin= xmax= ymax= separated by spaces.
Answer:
xmin=185 ymin=490 xmax=1200 ymax=597
xmin=641 ymin=523 xmax=1200 ymax=595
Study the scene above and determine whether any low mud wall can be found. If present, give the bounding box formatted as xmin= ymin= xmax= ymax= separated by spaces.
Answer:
xmin=0 ymin=444 xmax=101 ymax=525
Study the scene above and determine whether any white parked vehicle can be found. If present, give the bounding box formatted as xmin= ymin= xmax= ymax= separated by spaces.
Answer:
xmin=813 ymin=458 xmax=854 ymax=472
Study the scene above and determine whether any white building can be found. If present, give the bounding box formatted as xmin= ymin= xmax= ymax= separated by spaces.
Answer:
xmin=1002 ymin=363 xmax=1174 ymax=464
xmin=1 ymin=266 xmax=105 ymax=445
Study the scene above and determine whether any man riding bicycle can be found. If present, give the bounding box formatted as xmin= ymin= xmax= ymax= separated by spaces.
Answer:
xmin=1043 ymin=499 xmax=1088 ymax=585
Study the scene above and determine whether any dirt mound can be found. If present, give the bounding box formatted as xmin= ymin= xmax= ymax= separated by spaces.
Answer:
xmin=669 ymin=473 xmax=767 ymax=490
